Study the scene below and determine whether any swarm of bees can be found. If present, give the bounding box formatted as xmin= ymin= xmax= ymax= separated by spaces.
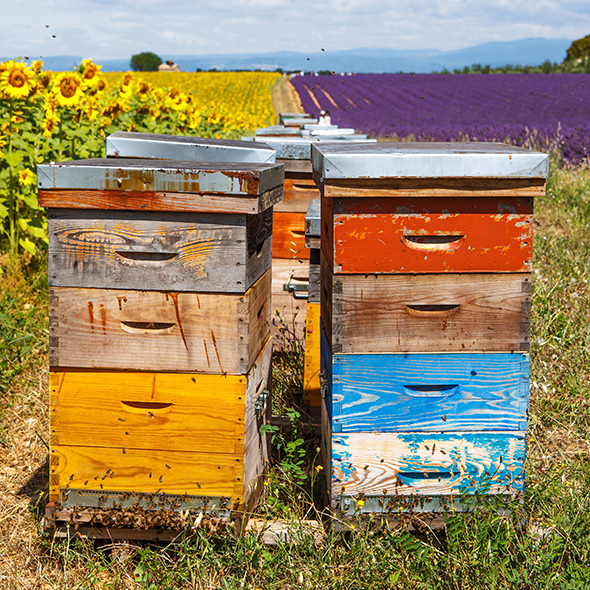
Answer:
xmin=52 ymin=488 xmax=235 ymax=533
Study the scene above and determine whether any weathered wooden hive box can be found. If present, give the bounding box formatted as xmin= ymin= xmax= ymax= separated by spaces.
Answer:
xmin=38 ymin=157 xmax=283 ymax=537
xmin=312 ymin=142 xmax=548 ymax=522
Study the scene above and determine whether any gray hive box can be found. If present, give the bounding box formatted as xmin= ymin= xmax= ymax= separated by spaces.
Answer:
xmin=37 ymin=158 xmax=284 ymax=294
xmin=106 ymin=131 xmax=276 ymax=164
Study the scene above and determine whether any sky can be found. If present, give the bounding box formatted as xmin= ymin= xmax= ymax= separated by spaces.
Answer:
xmin=2 ymin=0 xmax=590 ymax=60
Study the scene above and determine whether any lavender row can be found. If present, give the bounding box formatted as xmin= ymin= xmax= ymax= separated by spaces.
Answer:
xmin=291 ymin=73 xmax=590 ymax=164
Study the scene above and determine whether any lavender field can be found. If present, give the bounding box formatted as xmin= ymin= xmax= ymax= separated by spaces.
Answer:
xmin=291 ymin=73 xmax=590 ymax=164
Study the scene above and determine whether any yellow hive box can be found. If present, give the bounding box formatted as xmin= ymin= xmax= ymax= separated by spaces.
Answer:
xmin=49 ymin=337 xmax=272 ymax=518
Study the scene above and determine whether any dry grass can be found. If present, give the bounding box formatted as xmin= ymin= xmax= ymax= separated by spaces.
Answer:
xmin=1 ymin=163 xmax=589 ymax=588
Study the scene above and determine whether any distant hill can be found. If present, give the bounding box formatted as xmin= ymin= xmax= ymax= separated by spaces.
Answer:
xmin=2 ymin=38 xmax=572 ymax=73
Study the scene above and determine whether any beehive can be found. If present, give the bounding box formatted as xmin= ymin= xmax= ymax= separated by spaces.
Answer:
xmin=312 ymin=142 xmax=548 ymax=520
xmin=39 ymin=157 xmax=283 ymax=535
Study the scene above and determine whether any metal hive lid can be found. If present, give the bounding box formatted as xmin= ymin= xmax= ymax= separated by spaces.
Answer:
xmin=311 ymin=142 xmax=549 ymax=179
xmin=106 ymin=131 xmax=276 ymax=164
xmin=37 ymin=158 xmax=284 ymax=195
xmin=246 ymin=137 xmax=376 ymax=160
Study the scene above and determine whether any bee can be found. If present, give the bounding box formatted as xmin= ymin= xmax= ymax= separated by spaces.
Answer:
xmin=159 ymin=476 xmax=163 ymax=483
xmin=165 ymin=464 xmax=171 ymax=470
xmin=69 ymin=474 xmax=74 ymax=481
xmin=122 ymin=448 xmax=126 ymax=454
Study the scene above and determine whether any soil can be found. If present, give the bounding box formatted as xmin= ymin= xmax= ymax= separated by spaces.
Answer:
xmin=271 ymin=76 xmax=304 ymax=123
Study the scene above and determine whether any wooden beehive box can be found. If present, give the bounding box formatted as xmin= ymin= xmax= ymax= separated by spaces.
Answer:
xmin=312 ymin=142 xmax=549 ymax=520
xmin=48 ymin=337 xmax=273 ymax=520
xmin=39 ymin=156 xmax=283 ymax=536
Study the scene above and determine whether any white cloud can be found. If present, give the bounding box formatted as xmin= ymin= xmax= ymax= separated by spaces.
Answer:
xmin=1 ymin=0 xmax=588 ymax=59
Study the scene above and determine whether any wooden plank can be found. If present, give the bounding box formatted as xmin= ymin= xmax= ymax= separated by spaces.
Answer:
xmin=324 ymin=197 xmax=533 ymax=274
xmin=321 ymin=254 xmax=531 ymax=353
xmin=244 ymin=337 xmax=273 ymax=510
xmin=271 ymin=258 xmax=308 ymax=345
xmin=48 ymin=270 xmax=271 ymax=374
xmin=274 ymin=175 xmax=319 ymax=213
xmin=326 ymin=352 xmax=529 ymax=432
xmin=330 ymin=431 xmax=526 ymax=501
xmin=277 ymin=158 xmax=313 ymax=174
xmin=322 ymin=177 xmax=545 ymax=198
xmin=272 ymin=212 xmax=309 ymax=259
xmin=302 ymin=303 xmax=322 ymax=408
xmin=307 ymin=249 xmax=320 ymax=303
xmin=49 ymin=446 xmax=242 ymax=503
xmin=38 ymin=185 xmax=282 ymax=215
xmin=48 ymin=208 xmax=272 ymax=293
xmin=50 ymin=371 xmax=246 ymax=454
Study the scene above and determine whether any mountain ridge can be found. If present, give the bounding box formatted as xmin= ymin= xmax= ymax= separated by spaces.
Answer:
xmin=2 ymin=38 xmax=572 ymax=73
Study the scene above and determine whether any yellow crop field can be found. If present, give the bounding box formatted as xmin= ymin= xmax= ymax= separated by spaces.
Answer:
xmin=0 ymin=59 xmax=279 ymax=262
xmin=102 ymin=71 xmax=280 ymax=133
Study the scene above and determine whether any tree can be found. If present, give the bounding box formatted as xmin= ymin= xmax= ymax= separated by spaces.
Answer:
xmin=565 ymin=34 xmax=590 ymax=62
xmin=130 ymin=52 xmax=162 ymax=72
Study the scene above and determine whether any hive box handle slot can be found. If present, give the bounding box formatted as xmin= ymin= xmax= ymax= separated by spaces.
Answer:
xmin=402 ymin=384 xmax=459 ymax=398
xmin=402 ymin=234 xmax=465 ymax=251
xmin=405 ymin=304 xmax=460 ymax=318
xmin=120 ymin=320 xmax=177 ymax=334
xmin=115 ymin=250 xmax=179 ymax=265
xmin=120 ymin=401 xmax=174 ymax=415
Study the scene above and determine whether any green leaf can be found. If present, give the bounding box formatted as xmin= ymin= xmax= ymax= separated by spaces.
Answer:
xmin=4 ymin=152 xmax=23 ymax=168
xmin=19 ymin=237 xmax=36 ymax=255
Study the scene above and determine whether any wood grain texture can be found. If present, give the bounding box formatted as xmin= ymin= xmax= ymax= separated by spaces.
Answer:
xmin=271 ymin=258 xmax=309 ymax=344
xmin=38 ymin=186 xmax=282 ymax=215
xmin=49 ymin=445 xmax=242 ymax=503
xmin=50 ymin=371 xmax=246 ymax=454
xmin=244 ymin=337 xmax=273 ymax=506
xmin=324 ymin=196 xmax=533 ymax=274
xmin=48 ymin=270 xmax=271 ymax=374
xmin=322 ymin=177 xmax=545 ymax=198
xmin=302 ymin=302 xmax=322 ymax=408
xmin=324 ymin=352 xmax=529 ymax=431
xmin=330 ymin=431 xmax=526 ymax=501
xmin=321 ymin=253 xmax=531 ymax=354
xmin=48 ymin=208 xmax=272 ymax=293
xmin=274 ymin=175 xmax=320 ymax=213
xmin=277 ymin=158 xmax=313 ymax=174
xmin=307 ymin=249 xmax=320 ymax=303
xmin=272 ymin=211 xmax=309 ymax=259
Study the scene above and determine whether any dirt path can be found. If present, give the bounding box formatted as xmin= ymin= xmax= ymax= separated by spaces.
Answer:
xmin=271 ymin=76 xmax=304 ymax=123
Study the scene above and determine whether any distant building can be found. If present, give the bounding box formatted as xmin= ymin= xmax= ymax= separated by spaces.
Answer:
xmin=158 ymin=60 xmax=181 ymax=72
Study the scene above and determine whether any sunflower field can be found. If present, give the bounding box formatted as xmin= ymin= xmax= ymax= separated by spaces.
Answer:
xmin=0 ymin=59 xmax=280 ymax=270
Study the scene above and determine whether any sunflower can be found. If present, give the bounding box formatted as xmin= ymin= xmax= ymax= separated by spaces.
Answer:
xmin=0 ymin=61 xmax=36 ymax=99
xmin=83 ymin=95 xmax=101 ymax=122
xmin=32 ymin=60 xmax=44 ymax=73
xmin=19 ymin=169 xmax=35 ymax=187
xmin=118 ymin=73 xmax=134 ymax=100
xmin=51 ymin=72 xmax=85 ymax=108
xmin=80 ymin=58 xmax=102 ymax=88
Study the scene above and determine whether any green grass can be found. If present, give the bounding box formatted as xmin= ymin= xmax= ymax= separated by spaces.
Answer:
xmin=2 ymin=164 xmax=590 ymax=589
